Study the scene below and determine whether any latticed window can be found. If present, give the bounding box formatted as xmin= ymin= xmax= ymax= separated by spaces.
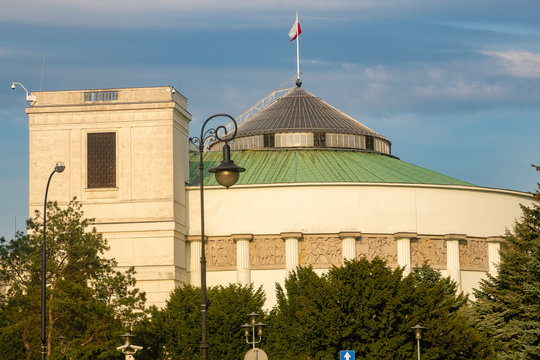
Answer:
xmin=314 ymin=132 xmax=326 ymax=147
xmin=263 ymin=133 xmax=275 ymax=148
xmin=87 ymin=132 xmax=116 ymax=188
xmin=365 ymin=135 xmax=374 ymax=151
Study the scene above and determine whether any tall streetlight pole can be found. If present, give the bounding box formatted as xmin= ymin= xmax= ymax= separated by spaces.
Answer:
xmin=42 ymin=162 xmax=65 ymax=360
xmin=411 ymin=324 xmax=426 ymax=360
xmin=190 ymin=114 xmax=245 ymax=360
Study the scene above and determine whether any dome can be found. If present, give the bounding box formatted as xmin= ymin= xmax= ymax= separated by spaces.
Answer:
xmin=190 ymin=149 xmax=476 ymax=187
xmin=213 ymin=84 xmax=392 ymax=155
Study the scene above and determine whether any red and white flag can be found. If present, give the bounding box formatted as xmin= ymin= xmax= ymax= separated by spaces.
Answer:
xmin=288 ymin=16 xmax=301 ymax=41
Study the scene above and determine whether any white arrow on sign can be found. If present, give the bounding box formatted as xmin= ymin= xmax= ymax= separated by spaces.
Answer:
xmin=344 ymin=352 xmax=351 ymax=360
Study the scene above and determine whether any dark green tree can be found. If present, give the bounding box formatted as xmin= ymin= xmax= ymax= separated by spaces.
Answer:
xmin=266 ymin=259 xmax=494 ymax=360
xmin=135 ymin=283 xmax=266 ymax=360
xmin=471 ymin=189 xmax=540 ymax=359
xmin=0 ymin=199 xmax=146 ymax=360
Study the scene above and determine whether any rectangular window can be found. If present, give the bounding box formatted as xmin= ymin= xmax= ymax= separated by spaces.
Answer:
xmin=87 ymin=132 xmax=116 ymax=188
xmin=263 ymin=133 xmax=275 ymax=148
xmin=314 ymin=132 xmax=326 ymax=147
xmin=365 ymin=135 xmax=374 ymax=151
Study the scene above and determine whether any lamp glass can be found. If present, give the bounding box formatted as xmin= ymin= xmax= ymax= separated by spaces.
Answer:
xmin=241 ymin=323 xmax=250 ymax=337
xmin=214 ymin=170 xmax=240 ymax=188
xmin=120 ymin=332 xmax=134 ymax=346
xmin=55 ymin=162 xmax=66 ymax=173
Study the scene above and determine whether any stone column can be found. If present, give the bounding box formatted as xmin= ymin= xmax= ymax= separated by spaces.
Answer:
xmin=394 ymin=232 xmax=416 ymax=276
xmin=444 ymin=234 xmax=466 ymax=292
xmin=487 ymin=236 xmax=503 ymax=277
xmin=281 ymin=232 xmax=302 ymax=272
xmin=187 ymin=235 xmax=207 ymax=287
xmin=339 ymin=232 xmax=361 ymax=263
xmin=233 ymin=234 xmax=254 ymax=285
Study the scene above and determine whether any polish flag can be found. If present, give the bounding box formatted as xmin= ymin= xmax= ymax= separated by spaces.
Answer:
xmin=288 ymin=18 xmax=302 ymax=41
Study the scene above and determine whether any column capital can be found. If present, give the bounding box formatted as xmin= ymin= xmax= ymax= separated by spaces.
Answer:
xmin=487 ymin=236 xmax=504 ymax=243
xmin=339 ymin=231 xmax=362 ymax=239
xmin=231 ymin=234 xmax=254 ymax=242
xmin=186 ymin=235 xmax=208 ymax=242
xmin=281 ymin=232 xmax=303 ymax=240
xmin=443 ymin=233 xmax=467 ymax=241
xmin=394 ymin=232 xmax=417 ymax=240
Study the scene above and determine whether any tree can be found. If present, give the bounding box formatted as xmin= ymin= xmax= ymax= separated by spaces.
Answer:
xmin=471 ymin=189 xmax=540 ymax=360
xmin=266 ymin=259 xmax=494 ymax=360
xmin=0 ymin=199 xmax=146 ymax=360
xmin=135 ymin=283 xmax=266 ymax=360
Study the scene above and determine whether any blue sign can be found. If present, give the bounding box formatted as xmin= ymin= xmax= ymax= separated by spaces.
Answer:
xmin=340 ymin=350 xmax=355 ymax=360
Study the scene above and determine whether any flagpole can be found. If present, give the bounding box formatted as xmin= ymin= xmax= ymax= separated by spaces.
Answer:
xmin=296 ymin=11 xmax=300 ymax=79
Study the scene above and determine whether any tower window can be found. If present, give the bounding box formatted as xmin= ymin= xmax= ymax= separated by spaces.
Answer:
xmin=314 ymin=132 xmax=326 ymax=147
xmin=87 ymin=132 xmax=116 ymax=188
xmin=263 ymin=133 xmax=275 ymax=148
xmin=365 ymin=135 xmax=374 ymax=151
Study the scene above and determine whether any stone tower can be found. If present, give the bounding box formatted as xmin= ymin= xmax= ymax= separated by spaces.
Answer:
xmin=27 ymin=87 xmax=191 ymax=306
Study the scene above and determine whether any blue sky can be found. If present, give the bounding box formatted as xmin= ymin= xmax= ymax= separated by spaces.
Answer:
xmin=1 ymin=0 xmax=539 ymax=239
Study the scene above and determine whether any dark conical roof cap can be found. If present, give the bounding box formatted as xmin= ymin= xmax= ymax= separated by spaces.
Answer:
xmin=234 ymin=87 xmax=388 ymax=140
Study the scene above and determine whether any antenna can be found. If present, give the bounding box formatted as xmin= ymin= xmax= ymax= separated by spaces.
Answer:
xmin=40 ymin=56 xmax=46 ymax=91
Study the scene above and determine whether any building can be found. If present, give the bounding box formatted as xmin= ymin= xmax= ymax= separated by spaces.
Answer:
xmin=27 ymin=84 xmax=538 ymax=307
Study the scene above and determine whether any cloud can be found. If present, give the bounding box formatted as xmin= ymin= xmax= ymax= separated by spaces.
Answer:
xmin=481 ymin=50 xmax=540 ymax=78
xmin=304 ymin=57 xmax=540 ymax=115
xmin=0 ymin=47 xmax=36 ymax=58
xmin=301 ymin=59 xmax=330 ymax=66
xmin=0 ymin=0 xmax=487 ymax=28
xmin=437 ymin=21 xmax=540 ymax=37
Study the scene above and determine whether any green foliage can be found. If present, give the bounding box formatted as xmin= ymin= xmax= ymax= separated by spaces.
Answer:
xmin=412 ymin=262 xmax=443 ymax=287
xmin=135 ymin=283 xmax=266 ymax=360
xmin=0 ymin=198 xmax=146 ymax=360
xmin=472 ymin=193 xmax=540 ymax=360
xmin=266 ymin=259 xmax=494 ymax=360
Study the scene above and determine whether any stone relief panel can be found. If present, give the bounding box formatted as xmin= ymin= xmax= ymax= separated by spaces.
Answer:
xmin=251 ymin=236 xmax=285 ymax=269
xmin=411 ymin=236 xmax=446 ymax=269
xmin=461 ymin=239 xmax=488 ymax=271
xmin=206 ymin=237 xmax=236 ymax=270
xmin=300 ymin=235 xmax=342 ymax=268
xmin=356 ymin=235 xmax=397 ymax=266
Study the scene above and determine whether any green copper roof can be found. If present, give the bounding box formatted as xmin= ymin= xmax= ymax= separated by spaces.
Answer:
xmin=189 ymin=149 xmax=477 ymax=187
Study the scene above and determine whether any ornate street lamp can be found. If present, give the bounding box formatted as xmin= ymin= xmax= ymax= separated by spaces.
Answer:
xmin=240 ymin=312 xmax=266 ymax=350
xmin=411 ymin=324 xmax=426 ymax=360
xmin=116 ymin=332 xmax=143 ymax=360
xmin=41 ymin=162 xmax=65 ymax=360
xmin=190 ymin=114 xmax=245 ymax=360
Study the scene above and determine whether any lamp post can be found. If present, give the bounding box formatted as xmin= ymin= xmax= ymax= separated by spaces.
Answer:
xmin=41 ymin=162 xmax=65 ymax=360
xmin=411 ymin=324 xmax=426 ymax=360
xmin=190 ymin=114 xmax=245 ymax=360
xmin=240 ymin=312 xmax=266 ymax=351
xmin=116 ymin=332 xmax=143 ymax=360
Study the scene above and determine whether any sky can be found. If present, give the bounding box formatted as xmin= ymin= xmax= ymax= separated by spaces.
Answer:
xmin=1 ymin=0 xmax=539 ymax=239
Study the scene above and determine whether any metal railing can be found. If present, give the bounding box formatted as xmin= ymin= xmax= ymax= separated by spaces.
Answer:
xmin=84 ymin=90 xmax=118 ymax=102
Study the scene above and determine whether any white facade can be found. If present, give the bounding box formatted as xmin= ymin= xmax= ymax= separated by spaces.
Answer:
xmin=186 ymin=182 xmax=534 ymax=306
